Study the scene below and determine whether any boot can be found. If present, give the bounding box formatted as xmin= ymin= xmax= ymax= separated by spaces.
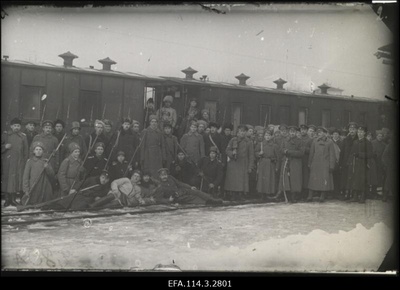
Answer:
xmin=319 ymin=192 xmax=326 ymax=203
xmin=306 ymin=190 xmax=313 ymax=202
xmin=10 ymin=193 xmax=20 ymax=206
xmin=3 ymin=193 xmax=11 ymax=207
xmin=89 ymin=195 xmax=115 ymax=209
xmin=349 ymin=192 xmax=358 ymax=202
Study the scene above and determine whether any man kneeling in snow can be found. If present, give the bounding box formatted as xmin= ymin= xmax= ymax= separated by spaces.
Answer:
xmin=90 ymin=170 xmax=156 ymax=209
xmin=153 ymin=168 xmax=223 ymax=206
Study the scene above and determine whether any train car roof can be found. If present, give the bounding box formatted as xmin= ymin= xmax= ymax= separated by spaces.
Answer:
xmin=1 ymin=59 xmax=165 ymax=82
xmin=1 ymin=59 xmax=384 ymax=103
xmin=159 ymin=76 xmax=383 ymax=103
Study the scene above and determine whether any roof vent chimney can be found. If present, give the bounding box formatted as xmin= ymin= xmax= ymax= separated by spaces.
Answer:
xmin=3 ymin=55 xmax=9 ymax=61
xmin=273 ymin=78 xmax=287 ymax=90
xmin=235 ymin=73 xmax=250 ymax=85
xmin=89 ymin=65 xmax=94 ymax=69
xmin=318 ymin=83 xmax=330 ymax=94
xmin=58 ymin=51 xmax=78 ymax=67
xmin=98 ymin=57 xmax=117 ymax=71
xmin=181 ymin=67 xmax=198 ymax=80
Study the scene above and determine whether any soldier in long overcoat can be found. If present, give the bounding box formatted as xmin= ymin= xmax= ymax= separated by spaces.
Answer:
xmin=1 ymin=118 xmax=29 ymax=206
xmin=140 ymin=115 xmax=166 ymax=178
xmin=109 ymin=151 xmax=132 ymax=182
xmin=163 ymin=123 xmax=178 ymax=170
xmin=198 ymin=146 xmax=224 ymax=196
xmin=170 ymin=150 xmax=199 ymax=186
xmin=22 ymin=141 xmax=56 ymax=205
xmin=307 ymin=127 xmax=336 ymax=202
xmin=58 ymin=142 xmax=86 ymax=197
xmin=347 ymin=126 xmax=373 ymax=203
xmin=203 ymin=122 xmax=222 ymax=157
xmin=277 ymin=126 xmax=304 ymax=203
xmin=299 ymin=124 xmax=313 ymax=201
xmin=23 ymin=120 xmax=38 ymax=148
xmin=180 ymin=121 xmax=205 ymax=165
xmin=339 ymin=122 xmax=358 ymax=199
xmin=370 ymin=131 xmax=387 ymax=198
xmin=85 ymin=120 xmax=107 ymax=155
xmin=31 ymin=120 xmax=60 ymax=173
xmin=224 ymin=124 xmax=255 ymax=200
xmin=330 ymin=128 xmax=342 ymax=199
xmin=255 ymin=130 xmax=280 ymax=198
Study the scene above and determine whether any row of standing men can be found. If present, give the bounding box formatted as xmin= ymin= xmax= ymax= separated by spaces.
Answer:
xmin=1 ymin=111 xmax=395 ymax=207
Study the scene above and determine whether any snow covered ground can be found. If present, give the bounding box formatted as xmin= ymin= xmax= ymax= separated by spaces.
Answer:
xmin=1 ymin=200 xmax=395 ymax=272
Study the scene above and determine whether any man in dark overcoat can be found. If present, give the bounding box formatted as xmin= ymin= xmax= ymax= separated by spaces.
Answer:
xmin=198 ymin=146 xmax=224 ymax=196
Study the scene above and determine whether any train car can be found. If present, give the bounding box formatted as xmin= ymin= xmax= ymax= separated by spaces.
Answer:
xmin=1 ymin=52 xmax=395 ymax=136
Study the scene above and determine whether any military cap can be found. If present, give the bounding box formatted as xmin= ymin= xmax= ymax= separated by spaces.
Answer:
xmin=132 ymin=120 xmax=140 ymax=126
xmin=190 ymin=97 xmax=198 ymax=103
xmin=223 ymin=123 xmax=233 ymax=130
xmin=366 ymin=131 xmax=373 ymax=137
xmin=32 ymin=141 xmax=45 ymax=150
xmin=94 ymin=142 xmax=105 ymax=149
xmin=146 ymin=98 xmax=154 ymax=104
xmin=149 ymin=114 xmax=159 ymax=122
xmin=246 ymin=124 xmax=254 ymax=131
xmin=264 ymin=130 xmax=273 ymax=136
xmin=375 ymin=130 xmax=383 ymax=136
xmin=10 ymin=117 xmax=22 ymax=125
xmin=26 ymin=120 xmax=37 ymax=126
xmin=54 ymin=119 xmax=66 ymax=128
xmin=197 ymin=120 xmax=208 ymax=128
xmin=189 ymin=120 xmax=198 ymax=127
xmin=201 ymin=109 xmax=210 ymax=115
xmin=308 ymin=125 xmax=317 ymax=131
xmin=279 ymin=124 xmax=288 ymax=130
xmin=209 ymin=122 xmax=219 ymax=129
xmin=357 ymin=125 xmax=367 ymax=132
xmin=157 ymin=168 xmax=170 ymax=174
xmin=68 ymin=142 xmax=80 ymax=153
xmin=330 ymin=127 xmax=341 ymax=135
xmin=163 ymin=123 xmax=172 ymax=129
xmin=94 ymin=119 xmax=105 ymax=128
xmin=317 ymin=126 xmax=328 ymax=133
xmin=267 ymin=124 xmax=275 ymax=129
xmin=237 ymin=124 xmax=248 ymax=131
xmin=209 ymin=146 xmax=218 ymax=153
xmin=347 ymin=122 xmax=358 ymax=129
xmin=288 ymin=125 xmax=299 ymax=131
xmin=42 ymin=120 xmax=53 ymax=127
xmin=122 ymin=118 xmax=132 ymax=124
xmin=142 ymin=170 xmax=152 ymax=177
xmin=103 ymin=119 xmax=113 ymax=126
xmin=299 ymin=124 xmax=309 ymax=130
xmin=132 ymin=169 xmax=142 ymax=177
xmin=163 ymin=95 xmax=173 ymax=103
xmin=70 ymin=121 xmax=81 ymax=130
xmin=254 ymin=126 xmax=264 ymax=133
xmin=117 ymin=150 xmax=125 ymax=157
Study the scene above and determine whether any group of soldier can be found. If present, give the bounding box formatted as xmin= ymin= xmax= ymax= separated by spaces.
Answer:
xmin=1 ymin=95 xmax=395 ymax=210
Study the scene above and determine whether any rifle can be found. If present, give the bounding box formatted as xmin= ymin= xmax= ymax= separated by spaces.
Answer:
xmin=123 ymin=129 xmax=147 ymax=177
xmin=103 ymin=129 xmax=121 ymax=171
xmin=21 ymin=133 xmax=68 ymax=206
xmin=102 ymin=104 xmax=107 ymax=119
xmin=17 ymin=184 xmax=100 ymax=212
xmin=40 ymin=104 xmax=47 ymax=126
xmin=66 ymin=102 xmax=71 ymax=126
xmin=61 ymin=133 xmax=100 ymax=215
xmin=281 ymin=156 xmax=289 ymax=203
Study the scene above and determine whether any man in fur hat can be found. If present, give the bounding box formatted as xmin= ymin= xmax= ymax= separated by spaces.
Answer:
xmin=62 ymin=121 xmax=87 ymax=161
xmin=157 ymin=95 xmax=177 ymax=131
xmin=85 ymin=119 xmax=107 ymax=154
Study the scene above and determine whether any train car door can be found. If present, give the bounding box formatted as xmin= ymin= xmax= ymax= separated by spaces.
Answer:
xmin=232 ymin=103 xmax=243 ymax=133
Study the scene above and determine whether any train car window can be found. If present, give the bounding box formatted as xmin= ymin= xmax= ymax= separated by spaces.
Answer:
xmin=260 ymin=105 xmax=272 ymax=126
xmin=79 ymin=90 xmax=101 ymax=124
xmin=232 ymin=103 xmax=243 ymax=133
xmin=298 ymin=107 xmax=308 ymax=126
xmin=204 ymin=101 xmax=217 ymax=122
xmin=322 ymin=109 xmax=331 ymax=128
xmin=279 ymin=106 xmax=291 ymax=125
xmin=20 ymin=85 xmax=43 ymax=120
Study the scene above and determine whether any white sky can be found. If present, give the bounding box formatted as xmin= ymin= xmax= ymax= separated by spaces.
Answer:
xmin=1 ymin=3 xmax=394 ymax=99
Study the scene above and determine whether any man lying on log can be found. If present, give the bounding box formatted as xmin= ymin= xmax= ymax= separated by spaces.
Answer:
xmin=152 ymin=168 xmax=223 ymax=206
xmin=89 ymin=170 xmax=156 ymax=209
xmin=41 ymin=170 xmax=111 ymax=211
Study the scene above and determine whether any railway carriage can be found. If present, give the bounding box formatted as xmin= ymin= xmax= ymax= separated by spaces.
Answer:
xmin=1 ymin=52 xmax=394 ymax=136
